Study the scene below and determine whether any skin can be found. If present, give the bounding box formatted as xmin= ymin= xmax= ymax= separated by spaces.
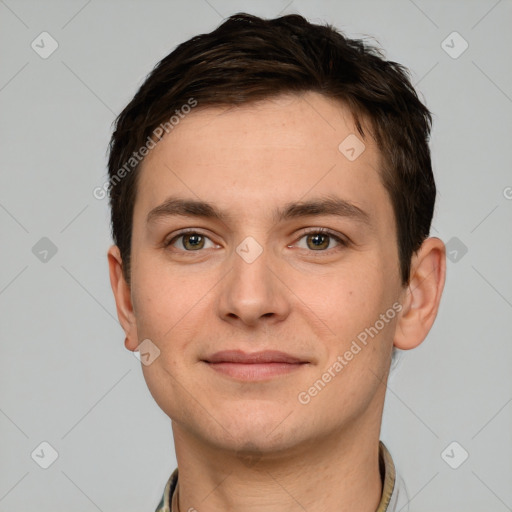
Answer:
xmin=108 ymin=91 xmax=446 ymax=512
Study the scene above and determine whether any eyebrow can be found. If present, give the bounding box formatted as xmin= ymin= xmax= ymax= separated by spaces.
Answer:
xmin=146 ymin=195 xmax=371 ymax=227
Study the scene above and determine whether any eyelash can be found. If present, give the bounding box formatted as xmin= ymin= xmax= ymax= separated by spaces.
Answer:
xmin=293 ymin=227 xmax=349 ymax=252
xmin=164 ymin=227 xmax=348 ymax=253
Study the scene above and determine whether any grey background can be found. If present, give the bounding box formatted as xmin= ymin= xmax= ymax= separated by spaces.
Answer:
xmin=1 ymin=0 xmax=511 ymax=510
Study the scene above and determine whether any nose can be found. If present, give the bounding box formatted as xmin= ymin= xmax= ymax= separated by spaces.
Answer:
xmin=215 ymin=239 xmax=292 ymax=328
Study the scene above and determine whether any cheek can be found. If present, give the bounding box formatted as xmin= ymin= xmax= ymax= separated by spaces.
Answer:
xmin=290 ymin=257 xmax=397 ymax=366
xmin=297 ymin=262 xmax=385 ymax=328
xmin=131 ymin=257 xmax=219 ymax=355
xmin=131 ymin=264 xmax=182 ymax=342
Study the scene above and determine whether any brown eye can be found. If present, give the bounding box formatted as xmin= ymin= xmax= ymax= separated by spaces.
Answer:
xmin=182 ymin=233 xmax=205 ymax=250
xmin=166 ymin=231 xmax=215 ymax=251
xmin=294 ymin=229 xmax=347 ymax=252
xmin=306 ymin=233 xmax=330 ymax=250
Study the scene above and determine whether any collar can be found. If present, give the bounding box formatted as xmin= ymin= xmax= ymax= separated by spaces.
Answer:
xmin=155 ymin=441 xmax=403 ymax=512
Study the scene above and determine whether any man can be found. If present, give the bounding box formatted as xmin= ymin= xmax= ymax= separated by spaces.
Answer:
xmin=107 ymin=13 xmax=445 ymax=512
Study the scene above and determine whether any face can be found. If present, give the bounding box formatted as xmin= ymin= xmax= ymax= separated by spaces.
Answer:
xmin=123 ymin=92 xmax=406 ymax=455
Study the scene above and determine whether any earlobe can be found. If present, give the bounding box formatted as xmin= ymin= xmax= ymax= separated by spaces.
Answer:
xmin=394 ymin=237 xmax=446 ymax=350
xmin=107 ymin=245 xmax=139 ymax=351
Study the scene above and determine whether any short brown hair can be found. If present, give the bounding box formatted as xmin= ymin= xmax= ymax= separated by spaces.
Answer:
xmin=108 ymin=13 xmax=435 ymax=286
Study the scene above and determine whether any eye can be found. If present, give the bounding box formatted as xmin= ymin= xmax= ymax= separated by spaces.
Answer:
xmin=294 ymin=229 xmax=347 ymax=251
xmin=165 ymin=231 xmax=217 ymax=251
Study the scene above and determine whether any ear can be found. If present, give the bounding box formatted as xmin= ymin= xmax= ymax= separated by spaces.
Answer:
xmin=107 ymin=245 xmax=139 ymax=351
xmin=394 ymin=237 xmax=446 ymax=350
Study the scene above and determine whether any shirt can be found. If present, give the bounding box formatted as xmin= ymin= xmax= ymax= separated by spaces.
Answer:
xmin=155 ymin=441 xmax=409 ymax=512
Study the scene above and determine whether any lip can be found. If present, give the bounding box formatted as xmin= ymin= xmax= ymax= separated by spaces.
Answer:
xmin=204 ymin=350 xmax=307 ymax=364
xmin=202 ymin=350 xmax=309 ymax=381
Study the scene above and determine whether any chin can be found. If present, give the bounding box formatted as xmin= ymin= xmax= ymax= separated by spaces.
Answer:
xmin=214 ymin=407 xmax=309 ymax=450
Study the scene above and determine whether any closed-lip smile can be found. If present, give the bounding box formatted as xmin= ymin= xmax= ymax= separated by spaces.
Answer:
xmin=202 ymin=350 xmax=309 ymax=381
xmin=204 ymin=349 xmax=308 ymax=364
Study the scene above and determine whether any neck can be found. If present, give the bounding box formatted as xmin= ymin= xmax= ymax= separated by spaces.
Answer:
xmin=171 ymin=418 xmax=383 ymax=512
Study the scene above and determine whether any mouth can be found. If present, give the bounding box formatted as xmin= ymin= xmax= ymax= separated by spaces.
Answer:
xmin=201 ymin=350 xmax=309 ymax=381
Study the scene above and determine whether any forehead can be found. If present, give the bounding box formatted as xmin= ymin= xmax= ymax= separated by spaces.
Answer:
xmin=146 ymin=93 xmax=376 ymax=163
xmin=133 ymin=92 xmax=390 ymax=227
